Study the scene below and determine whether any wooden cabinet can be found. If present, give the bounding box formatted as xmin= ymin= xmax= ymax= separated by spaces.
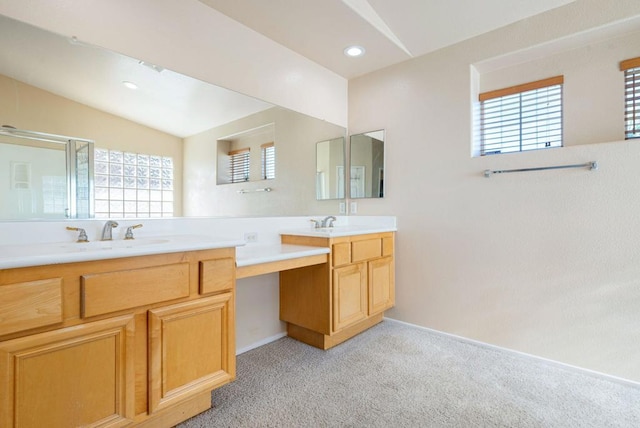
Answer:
xmin=0 ymin=247 xmax=236 ymax=427
xmin=0 ymin=315 xmax=135 ymax=428
xmin=280 ymin=232 xmax=395 ymax=349
xmin=148 ymin=293 xmax=234 ymax=413
xmin=333 ymin=263 xmax=367 ymax=331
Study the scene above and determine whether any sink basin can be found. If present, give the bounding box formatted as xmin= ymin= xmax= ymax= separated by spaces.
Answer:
xmin=0 ymin=238 xmax=170 ymax=258
xmin=280 ymin=225 xmax=395 ymax=238
xmin=60 ymin=238 xmax=170 ymax=252
xmin=0 ymin=234 xmax=247 ymax=270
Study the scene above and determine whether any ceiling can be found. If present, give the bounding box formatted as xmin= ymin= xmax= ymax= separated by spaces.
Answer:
xmin=0 ymin=14 xmax=273 ymax=138
xmin=199 ymin=0 xmax=576 ymax=79
xmin=0 ymin=1 xmax=577 ymax=138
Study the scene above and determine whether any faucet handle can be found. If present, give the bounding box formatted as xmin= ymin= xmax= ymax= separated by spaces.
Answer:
xmin=310 ymin=219 xmax=320 ymax=229
xmin=124 ymin=224 xmax=143 ymax=240
xmin=66 ymin=226 xmax=89 ymax=243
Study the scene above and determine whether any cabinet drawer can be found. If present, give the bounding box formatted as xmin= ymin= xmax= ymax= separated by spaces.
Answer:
xmin=81 ymin=263 xmax=190 ymax=317
xmin=351 ymin=238 xmax=382 ymax=263
xmin=332 ymin=242 xmax=351 ymax=267
xmin=200 ymin=257 xmax=235 ymax=295
xmin=0 ymin=278 xmax=63 ymax=336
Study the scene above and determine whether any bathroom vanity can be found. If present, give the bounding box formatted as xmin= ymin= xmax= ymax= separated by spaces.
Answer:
xmin=278 ymin=228 xmax=395 ymax=350
xmin=0 ymin=217 xmax=396 ymax=427
xmin=0 ymin=242 xmax=238 ymax=427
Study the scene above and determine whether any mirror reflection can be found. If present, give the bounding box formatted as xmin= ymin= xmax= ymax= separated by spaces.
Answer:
xmin=0 ymin=14 xmax=345 ymax=220
xmin=316 ymin=137 xmax=345 ymax=200
xmin=216 ymin=124 xmax=275 ymax=185
xmin=350 ymin=130 xmax=385 ymax=199
xmin=0 ymin=127 xmax=93 ymax=219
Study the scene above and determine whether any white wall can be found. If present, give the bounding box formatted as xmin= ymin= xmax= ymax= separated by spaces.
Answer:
xmin=0 ymin=0 xmax=347 ymax=128
xmin=349 ymin=1 xmax=640 ymax=382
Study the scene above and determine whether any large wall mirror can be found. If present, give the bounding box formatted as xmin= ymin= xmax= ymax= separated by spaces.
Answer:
xmin=0 ymin=13 xmax=345 ymax=220
xmin=316 ymin=137 xmax=345 ymax=200
xmin=350 ymin=130 xmax=385 ymax=199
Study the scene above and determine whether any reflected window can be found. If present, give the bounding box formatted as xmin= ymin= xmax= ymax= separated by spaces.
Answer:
xmin=94 ymin=148 xmax=174 ymax=218
xmin=229 ymin=148 xmax=250 ymax=183
xmin=261 ymin=142 xmax=275 ymax=180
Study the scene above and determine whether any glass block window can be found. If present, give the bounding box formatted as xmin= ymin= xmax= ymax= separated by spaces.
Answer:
xmin=94 ymin=148 xmax=174 ymax=218
xmin=621 ymin=57 xmax=640 ymax=139
xmin=261 ymin=142 xmax=275 ymax=180
xmin=479 ymin=76 xmax=563 ymax=155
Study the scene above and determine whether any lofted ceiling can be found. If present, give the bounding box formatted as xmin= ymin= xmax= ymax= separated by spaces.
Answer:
xmin=0 ymin=1 xmax=577 ymax=138
xmin=198 ymin=0 xmax=576 ymax=79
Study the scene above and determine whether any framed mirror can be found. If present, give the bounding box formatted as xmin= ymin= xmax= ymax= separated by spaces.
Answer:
xmin=350 ymin=130 xmax=385 ymax=199
xmin=316 ymin=137 xmax=345 ymax=200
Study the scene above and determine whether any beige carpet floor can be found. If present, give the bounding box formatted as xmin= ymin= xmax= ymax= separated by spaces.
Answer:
xmin=179 ymin=320 xmax=640 ymax=427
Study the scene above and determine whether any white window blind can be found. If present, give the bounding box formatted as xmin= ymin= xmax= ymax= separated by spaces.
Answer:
xmin=621 ymin=57 xmax=640 ymax=140
xmin=261 ymin=142 xmax=275 ymax=180
xmin=230 ymin=148 xmax=250 ymax=183
xmin=480 ymin=76 xmax=563 ymax=155
xmin=94 ymin=148 xmax=174 ymax=218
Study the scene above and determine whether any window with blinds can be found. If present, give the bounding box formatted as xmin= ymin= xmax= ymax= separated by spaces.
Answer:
xmin=621 ymin=57 xmax=640 ymax=140
xmin=480 ymin=76 xmax=563 ymax=155
xmin=261 ymin=142 xmax=275 ymax=180
xmin=229 ymin=148 xmax=250 ymax=183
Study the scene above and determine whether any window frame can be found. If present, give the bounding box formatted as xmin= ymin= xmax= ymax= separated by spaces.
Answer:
xmin=620 ymin=57 xmax=640 ymax=140
xmin=479 ymin=75 xmax=564 ymax=156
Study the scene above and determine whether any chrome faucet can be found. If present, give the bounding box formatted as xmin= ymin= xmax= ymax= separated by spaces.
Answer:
xmin=124 ymin=224 xmax=143 ymax=240
xmin=101 ymin=220 xmax=119 ymax=241
xmin=321 ymin=216 xmax=337 ymax=228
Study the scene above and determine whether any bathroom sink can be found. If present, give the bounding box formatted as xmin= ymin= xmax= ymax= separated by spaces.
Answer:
xmin=0 ymin=238 xmax=170 ymax=258
xmin=0 ymin=234 xmax=246 ymax=270
xmin=280 ymin=225 xmax=396 ymax=238
xmin=60 ymin=238 xmax=170 ymax=252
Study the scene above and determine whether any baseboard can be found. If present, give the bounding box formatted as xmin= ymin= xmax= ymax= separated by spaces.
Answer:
xmin=236 ymin=332 xmax=287 ymax=355
xmin=383 ymin=317 xmax=640 ymax=389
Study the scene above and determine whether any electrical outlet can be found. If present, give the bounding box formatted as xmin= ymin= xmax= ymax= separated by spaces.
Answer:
xmin=350 ymin=201 xmax=357 ymax=214
xmin=339 ymin=202 xmax=346 ymax=214
xmin=244 ymin=232 xmax=258 ymax=243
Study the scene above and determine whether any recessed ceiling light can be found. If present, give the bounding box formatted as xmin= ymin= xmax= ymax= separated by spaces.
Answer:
xmin=122 ymin=81 xmax=138 ymax=90
xmin=344 ymin=45 xmax=366 ymax=57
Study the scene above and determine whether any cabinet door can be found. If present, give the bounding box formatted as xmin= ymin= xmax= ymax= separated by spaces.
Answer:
xmin=148 ymin=293 xmax=235 ymax=413
xmin=0 ymin=315 xmax=135 ymax=428
xmin=332 ymin=263 xmax=367 ymax=332
xmin=368 ymin=256 xmax=395 ymax=315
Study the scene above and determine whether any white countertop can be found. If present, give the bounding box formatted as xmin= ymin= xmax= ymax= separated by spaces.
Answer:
xmin=0 ymin=235 xmax=245 ymax=270
xmin=279 ymin=225 xmax=397 ymax=238
xmin=236 ymin=244 xmax=330 ymax=267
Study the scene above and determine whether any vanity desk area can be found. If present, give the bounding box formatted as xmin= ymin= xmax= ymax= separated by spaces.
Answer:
xmin=237 ymin=225 xmax=395 ymax=350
